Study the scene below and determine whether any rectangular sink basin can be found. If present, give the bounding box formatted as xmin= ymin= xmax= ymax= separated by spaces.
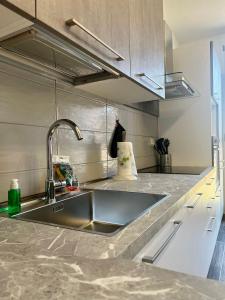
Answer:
xmin=15 ymin=190 xmax=167 ymax=236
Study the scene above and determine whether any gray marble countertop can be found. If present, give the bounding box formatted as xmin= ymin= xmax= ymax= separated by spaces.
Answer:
xmin=1 ymin=170 xmax=212 ymax=260
xmin=1 ymin=248 xmax=225 ymax=300
xmin=2 ymin=168 xmax=225 ymax=299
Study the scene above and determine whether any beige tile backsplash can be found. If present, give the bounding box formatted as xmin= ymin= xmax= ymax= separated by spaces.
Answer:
xmin=58 ymin=129 xmax=108 ymax=164
xmin=57 ymin=88 xmax=106 ymax=132
xmin=0 ymin=61 xmax=158 ymax=202
xmin=0 ymin=124 xmax=48 ymax=173
xmin=0 ymin=63 xmax=55 ymax=126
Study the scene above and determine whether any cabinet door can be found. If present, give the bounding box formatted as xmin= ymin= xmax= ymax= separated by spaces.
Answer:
xmin=36 ymin=0 xmax=130 ymax=75
xmin=1 ymin=0 xmax=35 ymax=16
xmin=210 ymin=42 xmax=222 ymax=101
xmin=154 ymin=203 xmax=220 ymax=277
xmin=129 ymin=0 xmax=165 ymax=98
xmin=135 ymin=186 xmax=222 ymax=278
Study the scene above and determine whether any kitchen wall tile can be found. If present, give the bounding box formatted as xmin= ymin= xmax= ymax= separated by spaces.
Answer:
xmin=0 ymin=61 xmax=55 ymax=87
xmin=0 ymin=63 xmax=55 ymax=126
xmin=107 ymin=133 xmax=156 ymax=159
xmin=58 ymin=129 xmax=107 ymax=164
xmin=73 ymin=161 xmax=107 ymax=183
xmin=0 ymin=169 xmax=46 ymax=202
xmin=136 ymin=156 xmax=157 ymax=170
xmin=107 ymin=104 xmax=158 ymax=137
xmin=0 ymin=61 xmax=158 ymax=202
xmin=134 ymin=111 xmax=158 ymax=137
xmin=127 ymin=135 xmax=155 ymax=158
xmin=106 ymin=104 xmax=118 ymax=132
xmin=57 ymin=81 xmax=107 ymax=103
xmin=0 ymin=124 xmax=48 ymax=173
xmin=56 ymin=88 xmax=106 ymax=132
xmin=106 ymin=104 xmax=135 ymax=134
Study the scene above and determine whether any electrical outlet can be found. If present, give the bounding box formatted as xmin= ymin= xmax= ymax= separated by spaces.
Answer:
xmin=148 ymin=137 xmax=155 ymax=146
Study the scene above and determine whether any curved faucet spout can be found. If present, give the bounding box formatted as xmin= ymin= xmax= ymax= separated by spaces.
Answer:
xmin=46 ymin=119 xmax=83 ymax=203
xmin=47 ymin=119 xmax=83 ymax=142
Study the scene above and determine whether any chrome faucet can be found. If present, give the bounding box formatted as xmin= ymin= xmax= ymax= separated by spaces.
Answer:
xmin=46 ymin=119 xmax=83 ymax=203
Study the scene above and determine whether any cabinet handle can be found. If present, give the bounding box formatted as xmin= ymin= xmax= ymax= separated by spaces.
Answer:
xmin=206 ymin=217 xmax=216 ymax=231
xmin=65 ymin=18 xmax=125 ymax=61
xmin=206 ymin=203 xmax=213 ymax=208
xmin=142 ymin=220 xmax=182 ymax=264
xmin=207 ymin=197 xmax=216 ymax=208
xmin=185 ymin=193 xmax=202 ymax=208
xmin=136 ymin=73 xmax=163 ymax=90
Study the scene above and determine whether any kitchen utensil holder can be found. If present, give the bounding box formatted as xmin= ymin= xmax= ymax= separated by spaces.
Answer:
xmin=160 ymin=154 xmax=171 ymax=167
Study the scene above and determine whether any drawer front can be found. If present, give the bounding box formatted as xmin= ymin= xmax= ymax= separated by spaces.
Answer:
xmin=154 ymin=205 xmax=220 ymax=277
xmin=135 ymin=189 xmax=222 ymax=277
xmin=134 ymin=204 xmax=192 ymax=263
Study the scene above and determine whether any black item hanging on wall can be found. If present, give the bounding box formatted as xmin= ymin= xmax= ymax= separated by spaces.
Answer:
xmin=109 ymin=120 xmax=126 ymax=158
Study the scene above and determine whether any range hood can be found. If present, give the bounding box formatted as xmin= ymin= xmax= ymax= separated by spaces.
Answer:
xmin=164 ymin=23 xmax=199 ymax=100
xmin=0 ymin=26 xmax=120 ymax=85
xmin=165 ymin=71 xmax=198 ymax=99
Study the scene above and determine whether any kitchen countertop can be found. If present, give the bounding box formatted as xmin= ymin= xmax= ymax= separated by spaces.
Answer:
xmin=0 ymin=169 xmax=212 ymax=260
xmin=2 ymin=167 xmax=225 ymax=299
xmin=1 ymin=246 xmax=225 ymax=300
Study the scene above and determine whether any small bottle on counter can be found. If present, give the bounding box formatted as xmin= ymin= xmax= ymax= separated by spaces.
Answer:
xmin=8 ymin=179 xmax=21 ymax=217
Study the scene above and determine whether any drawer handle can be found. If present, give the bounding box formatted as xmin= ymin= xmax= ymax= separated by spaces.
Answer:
xmin=207 ymin=197 xmax=216 ymax=208
xmin=207 ymin=204 xmax=213 ymax=208
xmin=65 ymin=18 xmax=125 ymax=61
xmin=185 ymin=193 xmax=202 ymax=208
xmin=206 ymin=217 xmax=216 ymax=232
xmin=142 ymin=220 xmax=182 ymax=264
xmin=136 ymin=73 xmax=163 ymax=90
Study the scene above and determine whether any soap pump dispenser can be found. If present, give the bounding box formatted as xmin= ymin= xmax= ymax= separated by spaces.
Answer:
xmin=8 ymin=179 xmax=21 ymax=217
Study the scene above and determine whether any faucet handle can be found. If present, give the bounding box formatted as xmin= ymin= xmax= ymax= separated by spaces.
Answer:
xmin=45 ymin=180 xmax=56 ymax=203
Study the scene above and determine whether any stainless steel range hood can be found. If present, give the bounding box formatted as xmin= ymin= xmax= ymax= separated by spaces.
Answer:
xmin=165 ymin=71 xmax=198 ymax=99
xmin=0 ymin=26 xmax=120 ymax=85
xmin=164 ymin=23 xmax=199 ymax=100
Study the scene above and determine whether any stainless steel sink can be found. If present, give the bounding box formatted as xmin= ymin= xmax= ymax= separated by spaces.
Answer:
xmin=14 ymin=190 xmax=167 ymax=236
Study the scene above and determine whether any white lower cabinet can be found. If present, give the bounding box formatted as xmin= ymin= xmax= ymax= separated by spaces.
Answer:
xmin=134 ymin=185 xmax=222 ymax=278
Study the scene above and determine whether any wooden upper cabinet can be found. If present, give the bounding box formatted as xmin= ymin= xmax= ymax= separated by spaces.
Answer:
xmin=36 ymin=0 xmax=130 ymax=75
xmin=1 ymin=0 xmax=35 ymax=17
xmin=129 ymin=0 xmax=165 ymax=99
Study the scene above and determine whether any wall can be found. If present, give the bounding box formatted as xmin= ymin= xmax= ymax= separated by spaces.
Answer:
xmin=0 ymin=59 xmax=158 ymax=202
xmin=159 ymin=39 xmax=212 ymax=167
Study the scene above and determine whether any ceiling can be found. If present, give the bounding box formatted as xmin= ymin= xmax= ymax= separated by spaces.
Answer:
xmin=164 ymin=0 xmax=225 ymax=45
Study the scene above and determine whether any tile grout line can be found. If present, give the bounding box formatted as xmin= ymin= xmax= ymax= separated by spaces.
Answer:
xmin=0 ymin=122 xmax=158 ymax=138
xmin=0 ymin=121 xmax=158 ymax=138
xmin=0 ymin=154 xmax=156 ymax=176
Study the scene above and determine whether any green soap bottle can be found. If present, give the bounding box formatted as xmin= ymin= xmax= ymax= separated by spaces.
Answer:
xmin=8 ymin=179 xmax=21 ymax=217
